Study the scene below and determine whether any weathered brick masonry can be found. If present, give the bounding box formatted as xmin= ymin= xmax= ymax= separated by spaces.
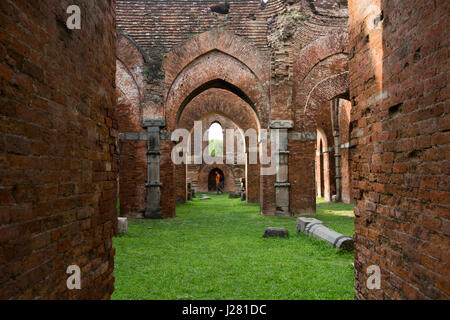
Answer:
xmin=349 ymin=0 xmax=449 ymax=299
xmin=1 ymin=0 xmax=448 ymax=301
xmin=0 ymin=1 xmax=117 ymax=299
xmin=116 ymin=0 xmax=351 ymax=218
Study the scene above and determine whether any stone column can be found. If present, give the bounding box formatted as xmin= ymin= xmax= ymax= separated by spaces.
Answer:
xmin=142 ymin=119 xmax=165 ymax=219
xmin=316 ymin=148 xmax=322 ymax=198
xmin=330 ymin=99 xmax=341 ymax=201
xmin=323 ymin=147 xmax=331 ymax=202
xmin=270 ymin=120 xmax=293 ymax=217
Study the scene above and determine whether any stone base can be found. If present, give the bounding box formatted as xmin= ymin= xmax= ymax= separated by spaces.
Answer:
xmin=144 ymin=210 xmax=162 ymax=219
xmin=263 ymin=227 xmax=289 ymax=238
xmin=275 ymin=210 xmax=291 ymax=217
xmin=118 ymin=217 xmax=128 ymax=234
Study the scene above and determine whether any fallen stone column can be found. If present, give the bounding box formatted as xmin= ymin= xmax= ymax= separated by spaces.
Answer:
xmin=296 ymin=218 xmax=353 ymax=251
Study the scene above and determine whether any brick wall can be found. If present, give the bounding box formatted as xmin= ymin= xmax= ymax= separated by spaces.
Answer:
xmin=0 ymin=0 xmax=117 ymax=299
xmin=116 ymin=0 xmax=286 ymax=58
xmin=349 ymin=0 xmax=449 ymax=299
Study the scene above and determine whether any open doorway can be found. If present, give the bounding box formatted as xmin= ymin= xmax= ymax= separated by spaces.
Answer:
xmin=208 ymin=168 xmax=224 ymax=192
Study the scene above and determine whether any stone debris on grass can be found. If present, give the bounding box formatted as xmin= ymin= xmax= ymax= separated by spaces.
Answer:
xmin=263 ymin=227 xmax=289 ymax=238
xmin=296 ymin=217 xmax=354 ymax=251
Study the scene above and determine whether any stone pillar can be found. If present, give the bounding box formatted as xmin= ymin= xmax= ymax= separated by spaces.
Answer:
xmin=142 ymin=119 xmax=166 ymax=219
xmin=330 ymin=99 xmax=341 ymax=201
xmin=323 ymin=147 xmax=331 ymax=202
xmin=316 ymin=145 xmax=322 ymax=198
xmin=270 ymin=120 xmax=293 ymax=217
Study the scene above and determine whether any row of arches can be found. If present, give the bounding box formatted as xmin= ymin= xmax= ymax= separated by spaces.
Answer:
xmin=115 ymin=28 xmax=352 ymax=218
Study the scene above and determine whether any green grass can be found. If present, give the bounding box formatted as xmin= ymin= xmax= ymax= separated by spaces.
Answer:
xmin=315 ymin=197 xmax=355 ymax=236
xmin=112 ymin=194 xmax=354 ymax=300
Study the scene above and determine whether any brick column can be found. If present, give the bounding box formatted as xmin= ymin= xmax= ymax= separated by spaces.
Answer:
xmin=142 ymin=119 xmax=166 ymax=219
xmin=259 ymin=130 xmax=276 ymax=215
xmin=288 ymin=131 xmax=317 ymax=215
xmin=270 ymin=120 xmax=293 ymax=216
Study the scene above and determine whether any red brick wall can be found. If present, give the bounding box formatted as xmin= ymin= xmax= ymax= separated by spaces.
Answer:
xmin=175 ymin=164 xmax=187 ymax=204
xmin=118 ymin=141 xmax=146 ymax=218
xmin=349 ymin=0 xmax=449 ymax=299
xmin=0 ymin=0 xmax=117 ymax=299
xmin=116 ymin=0 xmax=286 ymax=58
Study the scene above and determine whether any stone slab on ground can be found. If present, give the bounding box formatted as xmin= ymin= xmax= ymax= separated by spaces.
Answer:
xmin=263 ymin=227 xmax=289 ymax=238
xmin=296 ymin=217 xmax=353 ymax=251
xmin=199 ymin=194 xmax=211 ymax=200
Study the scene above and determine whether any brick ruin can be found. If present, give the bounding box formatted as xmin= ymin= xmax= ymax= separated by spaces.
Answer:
xmin=115 ymin=0 xmax=351 ymax=218
xmin=0 ymin=0 xmax=117 ymax=299
xmin=0 ymin=0 xmax=448 ymax=299
xmin=349 ymin=0 xmax=449 ymax=299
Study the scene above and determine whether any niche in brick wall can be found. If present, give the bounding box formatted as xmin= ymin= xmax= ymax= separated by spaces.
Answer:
xmin=211 ymin=2 xmax=230 ymax=14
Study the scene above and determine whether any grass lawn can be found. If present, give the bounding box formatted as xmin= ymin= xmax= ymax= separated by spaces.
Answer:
xmin=112 ymin=194 xmax=355 ymax=300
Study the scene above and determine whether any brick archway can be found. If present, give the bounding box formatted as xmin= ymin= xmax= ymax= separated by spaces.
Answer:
xmin=208 ymin=168 xmax=224 ymax=192
xmin=162 ymin=31 xmax=268 ymax=213
xmin=178 ymin=89 xmax=259 ymax=133
xmin=163 ymin=30 xmax=270 ymax=131
xmin=288 ymin=31 xmax=350 ymax=215
xmin=177 ymin=94 xmax=260 ymax=204
xmin=115 ymin=34 xmax=149 ymax=217
xmin=316 ymin=127 xmax=331 ymax=201
xmin=292 ymin=31 xmax=350 ymax=131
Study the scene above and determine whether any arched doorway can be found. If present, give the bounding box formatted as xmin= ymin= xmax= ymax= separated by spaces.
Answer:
xmin=316 ymin=128 xmax=331 ymax=201
xmin=208 ymin=168 xmax=224 ymax=192
xmin=208 ymin=122 xmax=223 ymax=157
xmin=164 ymin=30 xmax=270 ymax=216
